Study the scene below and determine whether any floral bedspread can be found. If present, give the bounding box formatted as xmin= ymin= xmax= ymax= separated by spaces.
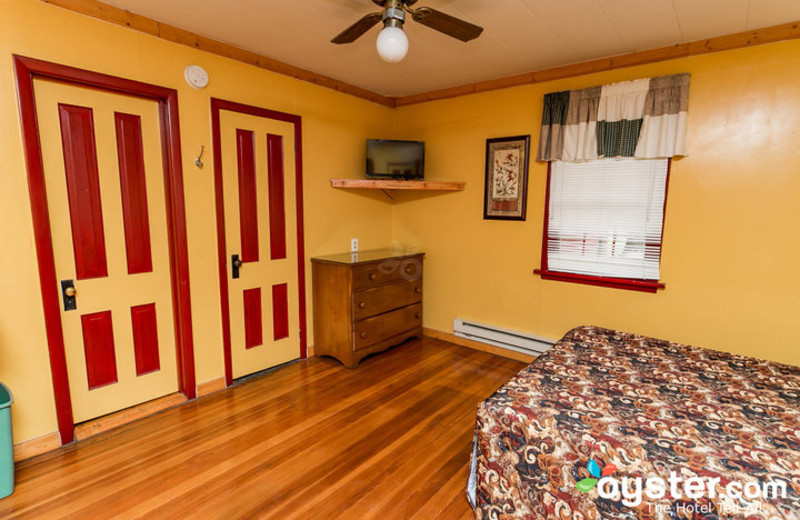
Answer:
xmin=471 ymin=326 xmax=800 ymax=519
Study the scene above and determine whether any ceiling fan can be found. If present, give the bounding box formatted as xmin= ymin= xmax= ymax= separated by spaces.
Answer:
xmin=332 ymin=0 xmax=484 ymax=63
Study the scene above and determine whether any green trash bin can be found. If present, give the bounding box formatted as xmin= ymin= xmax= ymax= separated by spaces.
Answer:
xmin=0 ymin=383 xmax=13 ymax=499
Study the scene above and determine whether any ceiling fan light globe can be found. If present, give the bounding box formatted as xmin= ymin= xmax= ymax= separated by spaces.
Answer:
xmin=376 ymin=26 xmax=408 ymax=63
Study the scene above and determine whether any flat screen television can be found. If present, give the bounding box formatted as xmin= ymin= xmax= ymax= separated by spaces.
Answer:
xmin=366 ymin=139 xmax=425 ymax=180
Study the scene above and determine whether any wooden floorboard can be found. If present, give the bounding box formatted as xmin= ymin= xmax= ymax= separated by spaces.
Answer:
xmin=0 ymin=338 xmax=526 ymax=519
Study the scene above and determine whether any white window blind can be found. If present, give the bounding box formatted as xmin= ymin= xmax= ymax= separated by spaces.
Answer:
xmin=547 ymin=158 xmax=669 ymax=280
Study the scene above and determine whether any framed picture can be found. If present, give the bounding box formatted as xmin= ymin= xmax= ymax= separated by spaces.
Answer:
xmin=483 ymin=135 xmax=531 ymax=220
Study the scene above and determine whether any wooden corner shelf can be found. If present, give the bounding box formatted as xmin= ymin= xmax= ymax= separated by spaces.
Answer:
xmin=330 ymin=179 xmax=465 ymax=191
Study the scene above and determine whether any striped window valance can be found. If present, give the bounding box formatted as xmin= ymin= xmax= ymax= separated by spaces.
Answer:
xmin=536 ymin=73 xmax=690 ymax=162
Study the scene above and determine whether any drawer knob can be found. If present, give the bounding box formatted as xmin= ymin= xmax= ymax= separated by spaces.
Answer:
xmin=405 ymin=265 xmax=414 ymax=274
xmin=368 ymin=273 xmax=377 ymax=281
xmin=359 ymin=331 xmax=367 ymax=339
xmin=414 ymin=313 xmax=421 ymax=319
xmin=358 ymin=302 xmax=366 ymax=309
xmin=414 ymin=287 xmax=421 ymax=294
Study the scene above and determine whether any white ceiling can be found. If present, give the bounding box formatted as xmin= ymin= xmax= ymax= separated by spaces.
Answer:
xmin=100 ymin=0 xmax=800 ymax=97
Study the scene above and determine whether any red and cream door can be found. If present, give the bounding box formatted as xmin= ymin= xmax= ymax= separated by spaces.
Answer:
xmin=35 ymin=79 xmax=179 ymax=423
xmin=219 ymin=110 xmax=301 ymax=379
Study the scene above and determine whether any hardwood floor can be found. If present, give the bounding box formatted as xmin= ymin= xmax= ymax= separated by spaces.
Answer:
xmin=1 ymin=338 xmax=525 ymax=519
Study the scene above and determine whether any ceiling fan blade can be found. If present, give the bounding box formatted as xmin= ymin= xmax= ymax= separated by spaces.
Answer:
xmin=332 ymin=12 xmax=383 ymax=44
xmin=410 ymin=7 xmax=483 ymax=42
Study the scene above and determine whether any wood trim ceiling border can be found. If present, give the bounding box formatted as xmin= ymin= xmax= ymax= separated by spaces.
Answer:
xmin=395 ymin=21 xmax=800 ymax=106
xmin=40 ymin=0 xmax=396 ymax=107
xmin=38 ymin=2 xmax=800 ymax=106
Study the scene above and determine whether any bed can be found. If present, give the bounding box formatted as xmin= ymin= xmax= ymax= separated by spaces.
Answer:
xmin=468 ymin=326 xmax=800 ymax=519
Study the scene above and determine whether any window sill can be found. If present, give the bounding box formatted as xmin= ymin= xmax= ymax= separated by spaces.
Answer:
xmin=534 ymin=269 xmax=665 ymax=293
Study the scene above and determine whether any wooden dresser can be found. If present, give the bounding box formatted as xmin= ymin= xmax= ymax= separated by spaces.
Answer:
xmin=311 ymin=249 xmax=424 ymax=368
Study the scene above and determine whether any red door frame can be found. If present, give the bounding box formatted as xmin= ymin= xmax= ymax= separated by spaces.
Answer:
xmin=13 ymin=55 xmax=196 ymax=445
xmin=210 ymin=98 xmax=307 ymax=386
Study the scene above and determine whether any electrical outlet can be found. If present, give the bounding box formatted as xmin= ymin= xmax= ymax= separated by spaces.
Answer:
xmin=351 ymin=238 xmax=359 ymax=252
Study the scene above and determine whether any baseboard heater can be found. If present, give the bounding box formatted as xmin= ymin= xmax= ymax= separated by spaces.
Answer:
xmin=453 ymin=319 xmax=556 ymax=357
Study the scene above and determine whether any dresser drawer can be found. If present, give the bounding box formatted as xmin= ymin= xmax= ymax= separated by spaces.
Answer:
xmin=352 ymin=256 xmax=423 ymax=290
xmin=353 ymin=279 xmax=422 ymax=321
xmin=353 ymin=304 xmax=422 ymax=351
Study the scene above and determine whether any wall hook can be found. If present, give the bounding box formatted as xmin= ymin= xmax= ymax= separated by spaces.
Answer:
xmin=195 ymin=145 xmax=205 ymax=168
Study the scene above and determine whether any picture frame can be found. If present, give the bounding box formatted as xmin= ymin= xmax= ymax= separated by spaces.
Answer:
xmin=483 ymin=135 xmax=530 ymax=221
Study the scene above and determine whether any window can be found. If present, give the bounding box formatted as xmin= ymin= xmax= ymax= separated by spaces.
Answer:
xmin=537 ymin=158 xmax=670 ymax=292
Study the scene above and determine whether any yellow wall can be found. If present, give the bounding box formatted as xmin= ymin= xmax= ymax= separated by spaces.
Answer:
xmin=0 ymin=0 xmax=394 ymax=444
xmin=2 ymin=0 xmax=799 ymax=448
xmin=393 ymin=40 xmax=800 ymax=367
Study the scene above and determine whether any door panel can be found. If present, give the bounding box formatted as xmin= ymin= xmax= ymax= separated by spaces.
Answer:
xmin=266 ymin=133 xmax=287 ymax=261
xmin=130 ymin=303 xmax=161 ymax=375
xmin=80 ymin=311 xmax=118 ymax=389
xmin=115 ymin=112 xmax=154 ymax=275
xmin=35 ymin=79 xmax=178 ymax=423
xmin=221 ymin=111 xmax=300 ymax=379
xmin=243 ymin=287 xmax=263 ymax=349
xmin=271 ymin=283 xmax=289 ymax=341
xmin=58 ymin=103 xmax=109 ymax=280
